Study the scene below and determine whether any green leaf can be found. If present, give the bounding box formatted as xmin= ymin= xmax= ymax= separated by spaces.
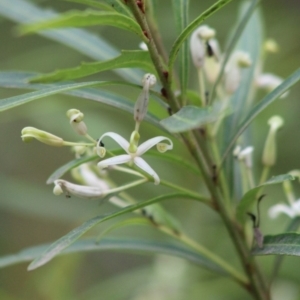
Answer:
xmin=66 ymin=0 xmax=132 ymax=17
xmin=252 ymin=233 xmax=300 ymax=256
xmin=96 ymin=218 xmax=151 ymax=242
xmin=271 ymin=217 xmax=300 ymax=280
xmin=222 ymin=0 xmax=262 ymax=198
xmin=0 ymin=81 xmax=101 ymax=112
xmin=26 ymin=192 xmax=203 ymax=270
xmin=168 ymin=0 xmax=233 ymax=77
xmin=236 ymin=174 xmax=295 ymax=223
xmin=160 ymin=104 xmax=225 ymax=133
xmin=0 ymin=72 xmax=162 ymax=129
xmin=19 ymin=10 xmax=146 ymax=40
xmin=66 ymin=0 xmax=115 ymax=11
xmin=172 ymin=0 xmax=189 ymax=98
xmin=30 ymin=51 xmax=155 ymax=83
xmin=209 ymin=0 xmax=259 ymax=104
xmin=46 ymin=155 xmax=98 ymax=184
xmin=0 ymin=0 xmax=143 ymax=83
xmin=222 ymin=68 xmax=300 ymax=164
xmin=0 ymin=237 xmax=226 ymax=275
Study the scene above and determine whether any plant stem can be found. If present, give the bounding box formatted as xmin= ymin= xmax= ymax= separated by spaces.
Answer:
xmin=184 ymin=134 xmax=270 ymax=299
xmin=127 ymin=0 xmax=181 ymax=113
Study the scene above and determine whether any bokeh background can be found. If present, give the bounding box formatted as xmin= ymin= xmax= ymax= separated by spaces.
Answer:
xmin=0 ymin=0 xmax=299 ymax=299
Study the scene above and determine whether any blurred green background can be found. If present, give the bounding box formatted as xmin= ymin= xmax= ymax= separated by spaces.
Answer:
xmin=0 ymin=0 xmax=299 ymax=299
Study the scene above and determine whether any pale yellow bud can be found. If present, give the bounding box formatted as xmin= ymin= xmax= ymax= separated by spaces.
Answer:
xmin=66 ymin=108 xmax=88 ymax=135
xmin=262 ymin=116 xmax=284 ymax=167
xmin=21 ymin=127 xmax=64 ymax=147
xmin=264 ymin=39 xmax=279 ymax=53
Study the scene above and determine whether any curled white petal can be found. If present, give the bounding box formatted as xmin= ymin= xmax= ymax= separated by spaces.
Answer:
xmin=137 ymin=136 xmax=173 ymax=156
xmin=134 ymin=156 xmax=160 ymax=185
xmin=53 ymin=182 xmax=63 ymax=195
xmin=268 ymin=204 xmax=296 ymax=219
xmin=157 ymin=143 xmax=173 ymax=153
xmin=98 ymin=132 xmax=130 ymax=153
xmin=75 ymin=164 xmax=110 ymax=190
xmin=54 ymin=179 xmax=103 ymax=200
xmin=96 ymin=146 xmax=106 ymax=158
xmin=190 ymin=30 xmax=206 ymax=68
xmin=98 ymin=154 xmax=131 ymax=169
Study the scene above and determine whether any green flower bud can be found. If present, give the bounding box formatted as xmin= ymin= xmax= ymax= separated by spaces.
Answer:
xmin=262 ymin=116 xmax=284 ymax=167
xmin=67 ymin=108 xmax=88 ymax=135
xmin=21 ymin=127 xmax=64 ymax=147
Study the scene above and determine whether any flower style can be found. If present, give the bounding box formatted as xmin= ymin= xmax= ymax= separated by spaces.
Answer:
xmin=269 ymin=199 xmax=300 ymax=219
xmin=96 ymin=132 xmax=173 ymax=185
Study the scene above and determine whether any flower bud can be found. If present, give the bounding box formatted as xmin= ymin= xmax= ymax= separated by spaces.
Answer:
xmin=134 ymin=74 xmax=156 ymax=123
xmin=238 ymin=146 xmax=254 ymax=168
xmin=204 ymin=39 xmax=221 ymax=83
xmin=21 ymin=127 xmax=64 ymax=147
xmin=67 ymin=109 xmax=88 ymax=135
xmin=224 ymin=51 xmax=251 ymax=94
xmin=53 ymin=179 xmax=104 ymax=200
xmin=262 ymin=116 xmax=284 ymax=167
xmin=256 ymin=73 xmax=288 ymax=98
xmin=190 ymin=25 xmax=215 ymax=69
xmin=264 ymin=39 xmax=279 ymax=54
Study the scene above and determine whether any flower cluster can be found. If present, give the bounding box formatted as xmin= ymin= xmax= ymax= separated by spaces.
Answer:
xmin=21 ymin=73 xmax=173 ymax=202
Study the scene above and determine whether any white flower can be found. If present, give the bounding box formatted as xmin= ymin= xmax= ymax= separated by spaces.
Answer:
xmin=256 ymin=73 xmax=289 ymax=98
xmin=238 ymin=146 xmax=254 ymax=168
xmin=269 ymin=199 xmax=300 ymax=219
xmin=224 ymin=51 xmax=252 ymax=94
xmin=96 ymin=132 xmax=173 ymax=185
xmin=54 ymin=179 xmax=104 ymax=200
xmin=190 ymin=25 xmax=216 ymax=68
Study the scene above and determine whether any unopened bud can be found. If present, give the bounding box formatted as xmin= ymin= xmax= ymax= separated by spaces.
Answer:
xmin=238 ymin=146 xmax=254 ymax=168
xmin=53 ymin=179 xmax=104 ymax=200
xmin=224 ymin=51 xmax=251 ymax=94
xmin=204 ymin=39 xmax=221 ymax=83
xmin=21 ymin=127 xmax=64 ymax=146
xmin=256 ymin=73 xmax=288 ymax=98
xmin=197 ymin=25 xmax=216 ymax=40
xmin=134 ymin=74 xmax=156 ymax=123
xmin=264 ymin=39 xmax=279 ymax=53
xmin=262 ymin=116 xmax=284 ymax=167
xmin=67 ymin=109 xmax=88 ymax=135
xmin=190 ymin=25 xmax=215 ymax=69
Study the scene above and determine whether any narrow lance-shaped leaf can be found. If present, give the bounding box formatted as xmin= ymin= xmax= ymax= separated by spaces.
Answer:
xmin=271 ymin=217 xmax=300 ymax=280
xmin=172 ymin=0 xmax=189 ymax=98
xmin=252 ymin=233 xmax=300 ymax=256
xmin=26 ymin=192 xmax=206 ymax=270
xmin=222 ymin=68 xmax=300 ymax=165
xmin=0 ymin=0 xmax=143 ymax=82
xmin=221 ymin=0 xmax=262 ymax=198
xmin=65 ymin=0 xmax=115 ymax=11
xmin=19 ymin=10 xmax=146 ymax=41
xmin=0 ymin=237 xmax=227 ymax=274
xmin=66 ymin=0 xmax=132 ymax=17
xmin=168 ymin=0 xmax=233 ymax=78
xmin=160 ymin=103 xmax=228 ymax=133
xmin=30 ymin=51 xmax=156 ymax=83
xmin=46 ymin=155 xmax=98 ymax=184
xmin=237 ymin=174 xmax=295 ymax=223
xmin=0 ymin=72 xmax=163 ymax=129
